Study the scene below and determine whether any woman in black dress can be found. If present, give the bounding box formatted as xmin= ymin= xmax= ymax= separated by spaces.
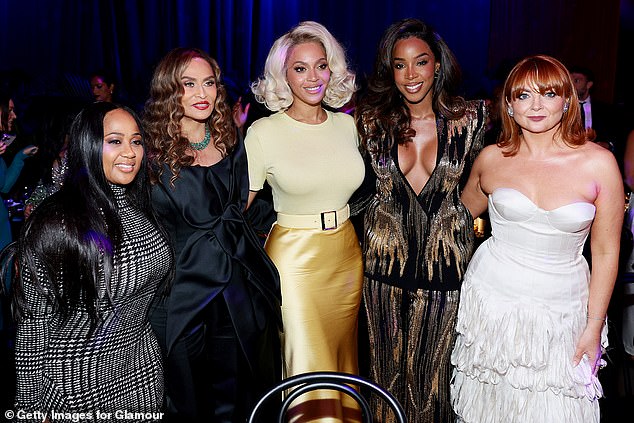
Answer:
xmin=144 ymin=47 xmax=281 ymax=423
xmin=354 ymin=18 xmax=486 ymax=422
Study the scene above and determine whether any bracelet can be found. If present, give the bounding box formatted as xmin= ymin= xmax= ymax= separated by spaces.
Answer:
xmin=587 ymin=315 xmax=605 ymax=321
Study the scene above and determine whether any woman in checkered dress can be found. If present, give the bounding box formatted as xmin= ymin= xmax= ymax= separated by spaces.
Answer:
xmin=3 ymin=102 xmax=173 ymax=417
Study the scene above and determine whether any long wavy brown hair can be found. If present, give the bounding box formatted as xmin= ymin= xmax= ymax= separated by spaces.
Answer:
xmin=499 ymin=55 xmax=592 ymax=156
xmin=143 ymin=47 xmax=236 ymax=184
xmin=355 ymin=18 xmax=465 ymax=155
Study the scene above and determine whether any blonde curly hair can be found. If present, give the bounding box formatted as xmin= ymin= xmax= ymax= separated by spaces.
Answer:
xmin=251 ymin=21 xmax=356 ymax=111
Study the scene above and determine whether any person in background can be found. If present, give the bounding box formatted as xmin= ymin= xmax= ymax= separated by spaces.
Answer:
xmin=569 ymin=65 xmax=617 ymax=153
xmin=0 ymin=92 xmax=38 ymax=411
xmin=353 ymin=18 xmax=486 ymax=423
xmin=246 ymin=21 xmax=363 ymax=422
xmin=2 ymin=101 xmax=172 ymax=415
xmin=144 ymin=47 xmax=281 ymax=423
xmin=0 ymin=93 xmax=38 ymax=249
xmin=451 ymin=55 xmax=623 ymax=422
xmin=90 ymin=70 xmax=116 ymax=103
xmin=23 ymin=106 xmax=79 ymax=219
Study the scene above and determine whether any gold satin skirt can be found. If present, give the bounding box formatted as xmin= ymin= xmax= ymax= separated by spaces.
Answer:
xmin=265 ymin=220 xmax=363 ymax=422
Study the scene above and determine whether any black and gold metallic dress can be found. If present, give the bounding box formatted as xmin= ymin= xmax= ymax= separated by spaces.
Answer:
xmin=356 ymin=100 xmax=486 ymax=423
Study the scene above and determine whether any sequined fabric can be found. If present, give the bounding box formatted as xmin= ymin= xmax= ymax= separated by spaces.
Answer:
xmin=25 ymin=155 xmax=69 ymax=211
xmin=359 ymin=100 xmax=487 ymax=423
xmin=365 ymin=281 xmax=459 ymax=423
xmin=363 ymin=100 xmax=486 ymax=291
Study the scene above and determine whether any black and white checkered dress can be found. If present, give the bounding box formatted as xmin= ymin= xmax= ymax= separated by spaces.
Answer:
xmin=14 ymin=185 xmax=172 ymax=417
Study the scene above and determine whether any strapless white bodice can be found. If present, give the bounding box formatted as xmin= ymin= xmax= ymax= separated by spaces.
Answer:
xmin=451 ymin=187 xmax=603 ymax=423
xmin=488 ymin=188 xmax=595 ymax=266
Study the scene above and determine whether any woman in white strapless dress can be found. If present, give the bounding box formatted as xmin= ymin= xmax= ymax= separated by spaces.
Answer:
xmin=450 ymin=55 xmax=624 ymax=422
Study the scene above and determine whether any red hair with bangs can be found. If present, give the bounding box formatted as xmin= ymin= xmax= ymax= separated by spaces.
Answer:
xmin=498 ymin=55 xmax=592 ymax=156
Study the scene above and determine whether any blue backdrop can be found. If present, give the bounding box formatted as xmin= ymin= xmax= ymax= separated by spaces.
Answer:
xmin=0 ymin=0 xmax=492 ymax=109
xmin=0 ymin=0 xmax=628 ymax=114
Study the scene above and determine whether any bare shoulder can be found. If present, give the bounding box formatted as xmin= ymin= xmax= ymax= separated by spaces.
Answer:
xmin=475 ymin=143 xmax=505 ymax=165
xmin=574 ymin=142 xmax=623 ymax=201
xmin=575 ymin=141 xmax=619 ymax=171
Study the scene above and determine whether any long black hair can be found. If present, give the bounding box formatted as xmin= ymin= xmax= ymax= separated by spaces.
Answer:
xmin=5 ymin=102 xmax=166 ymax=326
xmin=33 ymin=103 xmax=80 ymax=185
xmin=356 ymin=18 xmax=465 ymax=154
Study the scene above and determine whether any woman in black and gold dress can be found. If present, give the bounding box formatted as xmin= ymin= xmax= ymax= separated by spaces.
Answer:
xmin=354 ymin=18 xmax=486 ymax=423
xmin=5 ymin=102 xmax=172 ymax=415
xmin=144 ymin=47 xmax=281 ymax=423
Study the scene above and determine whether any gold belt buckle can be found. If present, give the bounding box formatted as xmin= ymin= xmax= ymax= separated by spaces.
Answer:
xmin=320 ymin=210 xmax=338 ymax=230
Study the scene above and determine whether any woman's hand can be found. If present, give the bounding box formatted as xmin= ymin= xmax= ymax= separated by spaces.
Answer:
xmin=572 ymin=319 xmax=604 ymax=374
xmin=232 ymin=97 xmax=251 ymax=130
xmin=0 ymin=142 xmax=6 ymax=155
xmin=22 ymin=145 xmax=39 ymax=156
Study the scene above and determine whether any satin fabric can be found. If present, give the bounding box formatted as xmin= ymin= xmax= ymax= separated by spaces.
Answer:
xmin=150 ymin=137 xmax=281 ymax=421
xmin=265 ymin=220 xmax=363 ymax=422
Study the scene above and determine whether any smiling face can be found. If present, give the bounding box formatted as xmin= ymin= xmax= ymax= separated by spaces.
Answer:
xmin=180 ymin=57 xmax=217 ymax=125
xmin=285 ymin=41 xmax=331 ymax=110
xmin=102 ymin=109 xmax=144 ymax=185
xmin=392 ymin=37 xmax=438 ymax=105
xmin=509 ymin=85 xmax=566 ymax=136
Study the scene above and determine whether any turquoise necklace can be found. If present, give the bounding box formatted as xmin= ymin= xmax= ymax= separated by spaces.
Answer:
xmin=189 ymin=125 xmax=211 ymax=151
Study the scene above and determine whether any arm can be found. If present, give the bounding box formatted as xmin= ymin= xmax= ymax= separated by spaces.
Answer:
xmin=232 ymin=97 xmax=251 ymax=135
xmin=246 ymin=190 xmax=259 ymax=210
xmin=0 ymin=146 xmax=37 ymax=193
xmin=0 ymin=153 xmax=25 ymax=193
xmin=623 ymin=129 xmax=634 ymax=191
xmin=14 ymin=261 xmax=54 ymax=411
xmin=24 ymin=180 xmax=49 ymax=219
xmin=243 ymin=124 xmax=266 ymax=211
xmin=460 ymin=149 xmax=489 ymax=219
xmin=573 ymin=150 xmax=624 ymax=372
xmin=349 ymin=150 xmax=377 ymax=217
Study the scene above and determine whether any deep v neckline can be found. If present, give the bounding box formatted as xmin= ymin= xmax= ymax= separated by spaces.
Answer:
xmin=393 ymin=118 xmax=442 ymax=198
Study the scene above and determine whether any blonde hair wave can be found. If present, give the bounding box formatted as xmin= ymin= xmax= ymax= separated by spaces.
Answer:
xmin=251 ymin=21 xmax=356 ymax=111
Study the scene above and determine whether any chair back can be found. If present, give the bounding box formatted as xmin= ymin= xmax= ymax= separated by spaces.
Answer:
xmin=248 ymin=371 xmax=407 ymax=423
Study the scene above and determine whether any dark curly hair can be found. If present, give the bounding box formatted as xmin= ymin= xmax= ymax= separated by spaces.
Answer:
xmin=143 ymin=47 xmax=236 ymax=184
xmin=356 ymin=18 xmax=465 ymax=154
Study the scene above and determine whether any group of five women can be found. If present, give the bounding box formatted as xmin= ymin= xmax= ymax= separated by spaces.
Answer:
xmin=1 ymin=15 xmax=622 ymax=423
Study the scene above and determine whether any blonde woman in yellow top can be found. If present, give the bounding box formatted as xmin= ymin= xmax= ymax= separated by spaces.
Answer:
xmin=245 ymin=21 xmax=364 ymax=422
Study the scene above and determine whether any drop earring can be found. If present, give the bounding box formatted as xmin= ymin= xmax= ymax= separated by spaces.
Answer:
xmin=507 ymin=105 xmax=514 ymax=117
xmin=563 ymin=102 xmax=569 ymax=113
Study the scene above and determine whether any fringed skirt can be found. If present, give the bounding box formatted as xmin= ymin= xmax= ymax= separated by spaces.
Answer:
xmin=265 ymin=220 xmax=363 ymax=422
xmin=450 ymin=240 xmax=605 ymax=423
xmin=364 ymin=279 xmax=459 ymax=423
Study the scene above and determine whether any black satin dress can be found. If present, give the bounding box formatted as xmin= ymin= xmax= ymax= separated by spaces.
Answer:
xmin=150 ymin=138 xmax=281 ymax=423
